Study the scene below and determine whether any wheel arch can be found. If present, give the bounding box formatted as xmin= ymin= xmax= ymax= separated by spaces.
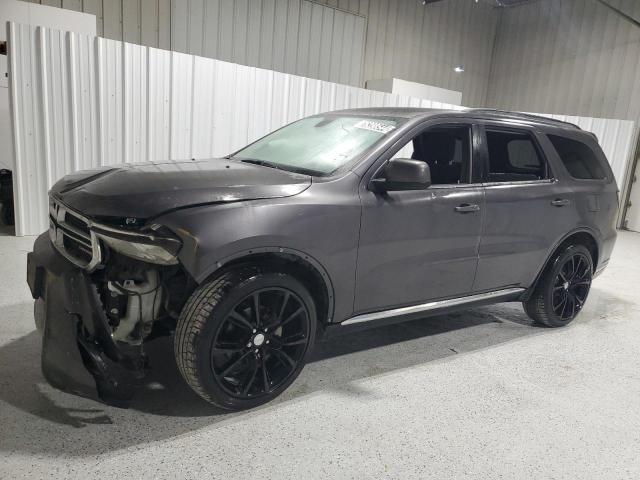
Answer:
xmin=524 ymin=228 xmax=600 ymax=300
xmin=196 ymin=247 xmax=335 ymax=328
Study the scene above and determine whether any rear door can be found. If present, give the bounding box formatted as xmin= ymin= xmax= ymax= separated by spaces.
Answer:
xmin=473 ymin=122 xmax=576 ymax=292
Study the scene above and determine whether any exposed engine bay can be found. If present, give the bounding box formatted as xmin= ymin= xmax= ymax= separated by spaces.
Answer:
xmin=28 ymin=201 xmax=195 ymax=407
xmin=98 ymin=255 xmax=177 ymax=345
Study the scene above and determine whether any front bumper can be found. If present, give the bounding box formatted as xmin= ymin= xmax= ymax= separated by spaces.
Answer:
xmin=27 ymin=233 xmax=145 ymax=407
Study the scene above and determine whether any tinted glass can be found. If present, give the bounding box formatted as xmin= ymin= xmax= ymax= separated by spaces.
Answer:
xmin=548 ymin=134 xmax=606 ymax=180
xmin=232 ymin=115 xmax=404 ymax=175
xmin=486 ymin=129 xmax=547 ymax=182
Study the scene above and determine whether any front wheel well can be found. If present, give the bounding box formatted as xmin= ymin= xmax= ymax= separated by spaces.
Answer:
xmin=205 ymin=252 xmax=333 ymax=332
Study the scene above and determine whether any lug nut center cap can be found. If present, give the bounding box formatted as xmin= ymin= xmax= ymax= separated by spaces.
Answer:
xmin=563 ymin=281 xmax=570 ymax=290
xmin=253 ymin=333 xmax=266 ymax=347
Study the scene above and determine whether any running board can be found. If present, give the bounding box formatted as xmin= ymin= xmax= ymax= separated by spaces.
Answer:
xmin=340 ymin=288 xmax=526 ymax=327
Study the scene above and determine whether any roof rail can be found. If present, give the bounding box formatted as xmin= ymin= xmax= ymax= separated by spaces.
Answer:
xmin=465 ymin=109 xmax=581 ymax=130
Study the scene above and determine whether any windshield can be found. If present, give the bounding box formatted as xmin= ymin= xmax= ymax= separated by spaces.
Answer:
xmin=231 ymin=115 xmax=404 ymax=175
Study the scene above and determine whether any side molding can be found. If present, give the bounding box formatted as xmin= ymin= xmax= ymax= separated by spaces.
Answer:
xmin=342 ymin=288 xmax=525 ymax=326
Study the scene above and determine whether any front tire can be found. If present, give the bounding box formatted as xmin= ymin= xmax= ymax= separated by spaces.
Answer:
xmin=524 ymin=244 xmax=593 ymax=327
xmin=174 ymin=267 xmax=316 ymax=410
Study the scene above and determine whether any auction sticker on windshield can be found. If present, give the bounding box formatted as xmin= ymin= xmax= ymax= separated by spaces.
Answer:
xmin=353 ymin=120 xmax=396 ymax=134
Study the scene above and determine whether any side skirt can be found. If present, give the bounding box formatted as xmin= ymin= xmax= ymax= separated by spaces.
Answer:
xmin=324 ymin=288 xmax=526 ymax=338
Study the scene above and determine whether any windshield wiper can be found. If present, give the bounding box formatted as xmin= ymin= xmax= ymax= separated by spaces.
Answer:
xmin=239 ymin=159 xmax=285 ymax=171
xmin=237 ymin=158 xmax=320 ymax=176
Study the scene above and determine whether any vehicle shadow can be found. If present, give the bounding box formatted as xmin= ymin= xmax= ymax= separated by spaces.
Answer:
xmin=0 ymin=290 xmax=626 ymax=458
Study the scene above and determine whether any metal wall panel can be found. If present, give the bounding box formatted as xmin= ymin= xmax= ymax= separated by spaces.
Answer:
xmin=24 ymin=0 xmax=499 ymax=106
xmin=7 ymin=22 xmax=463 ymax=236
xmin=314 ymin=0 xmax=499 ymax=105
xmin=167 ymin=0 xmax=366 ymax=87
xmin=357 ymin=0 xmax=498 ymax=106
xmin=487 ymin=0 xmax=640 ymax=124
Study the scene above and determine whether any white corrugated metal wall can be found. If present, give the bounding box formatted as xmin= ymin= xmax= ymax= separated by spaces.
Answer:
xmin=8 ymin=22 xmax=466 ymax=236
xmin=20 ymin=0 xmax=500 ymax=106
xmin=21 ymin=0 xmax=367 ymax=86
xmin=8 ymin=22 xmax=638 ymax=236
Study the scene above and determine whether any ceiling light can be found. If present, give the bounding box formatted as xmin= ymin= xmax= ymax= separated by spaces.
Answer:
xmin=454 ymin=65 xmax=465 ymax=73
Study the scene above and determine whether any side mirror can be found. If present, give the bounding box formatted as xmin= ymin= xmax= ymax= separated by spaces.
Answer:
xmin=371 ymin=158 xmax=431 ymax=192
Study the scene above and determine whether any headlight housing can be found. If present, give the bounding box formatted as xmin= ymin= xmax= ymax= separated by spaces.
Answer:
xmin=94 ymin=224 xmax=182 ymax=265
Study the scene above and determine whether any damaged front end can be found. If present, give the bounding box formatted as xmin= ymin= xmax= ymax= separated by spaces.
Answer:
xmin=27 ymin=197 xmax=192 ymax=407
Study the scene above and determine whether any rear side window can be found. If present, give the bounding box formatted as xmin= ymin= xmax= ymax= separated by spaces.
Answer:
xmin=547 ymin=135 xmax=606 ymax=180
xmin=486 ymin=129 xmax=548 ymax=182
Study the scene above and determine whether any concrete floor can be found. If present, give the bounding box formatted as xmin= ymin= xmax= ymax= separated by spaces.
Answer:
xmin=1 ymin=227 xmax=639 ymax=479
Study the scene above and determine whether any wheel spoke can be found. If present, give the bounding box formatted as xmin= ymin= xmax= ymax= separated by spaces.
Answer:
xmin=261 ymin=355 xmax=270 ymax=393
xmin=277 ymin=292 xmax=290 ymax=323
xmin=562 ymin=293 xmax=573 ymax=319
xmin=219 ymin=350 xmax=252 ymax=377
xmin=569 ymin=294 xmax=576 ymax=318
xmin=272 ymin=349 xmax=296 ymax=369
xmin=570 ymin=256 xmax=576 ymax=278
xmin=228 ymin=311 xmax=254 ymax=331
xmin=569 ymin=257 xmax=579 ymax=280
xmin=553 ymin=291 xmax=567 ymax=311
xmin=241 ymin=358 xmax=259 ymax=395
xmin=272 ymin=306 xmax=304 ymax=331
xmin=559 ymin=293 xmax=569 ymax=318
xmin=212 ymin=342 xmax=246 ymax=354
xmin=280 ymin=334 xmax=307 ymax=347
xmin=578 ymin=266 xmax=590 ymax=279
xmin=253 ymin=292 xmax=261 ymax=328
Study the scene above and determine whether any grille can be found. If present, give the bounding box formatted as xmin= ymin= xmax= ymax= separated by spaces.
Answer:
xmin=49 ymin=198 xmax=102 ymax=270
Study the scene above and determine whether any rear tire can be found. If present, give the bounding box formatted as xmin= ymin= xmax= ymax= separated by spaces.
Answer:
xmin=174 ymin=267 xmax=316 ymax=410
xmin=524 ymin=244 xmax=593 ymax=327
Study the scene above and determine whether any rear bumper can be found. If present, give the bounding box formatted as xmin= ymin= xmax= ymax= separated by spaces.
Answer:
xmin=27 ymin=233 xmax=145 ymax=407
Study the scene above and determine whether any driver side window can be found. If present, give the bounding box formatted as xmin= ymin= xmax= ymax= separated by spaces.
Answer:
xmin=391 ymin=125 xmax=472 ymax=185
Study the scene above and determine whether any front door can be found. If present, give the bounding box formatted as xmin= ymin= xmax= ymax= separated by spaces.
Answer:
xmin=354 ymin=123 xmax=484 ymax=314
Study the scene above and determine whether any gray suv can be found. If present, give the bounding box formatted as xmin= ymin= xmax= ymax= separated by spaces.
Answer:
xmin=27 ymin=108 xmax=618 ymax=410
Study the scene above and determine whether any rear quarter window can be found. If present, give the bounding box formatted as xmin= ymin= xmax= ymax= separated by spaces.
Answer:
xmin=547 ymin=134 xmax=606 ymax=180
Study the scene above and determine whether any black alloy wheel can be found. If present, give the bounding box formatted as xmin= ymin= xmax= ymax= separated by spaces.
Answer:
xmin=175 ymin=270 xmax=317 ymax=410
xmin=551 ymin=252 xmax=592 ymax=321
xmin=524 ymin=244 xmax=594 ymax=327
xmin=211 ymin=287 xmax=311 ymax=398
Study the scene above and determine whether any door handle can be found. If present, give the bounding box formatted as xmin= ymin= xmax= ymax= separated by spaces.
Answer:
xmin=455 ymin=203 xmax=480 ymax=213
xmin=551 ymin=198 xmax=570 ymax=207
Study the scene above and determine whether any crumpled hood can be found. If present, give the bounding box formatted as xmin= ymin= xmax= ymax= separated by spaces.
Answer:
xmin=50 ymin=159 xmax=311 ymax=220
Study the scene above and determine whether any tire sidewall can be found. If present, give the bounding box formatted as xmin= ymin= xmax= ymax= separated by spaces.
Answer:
xmin=193 ymin=272 xmax=317 ymax=410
